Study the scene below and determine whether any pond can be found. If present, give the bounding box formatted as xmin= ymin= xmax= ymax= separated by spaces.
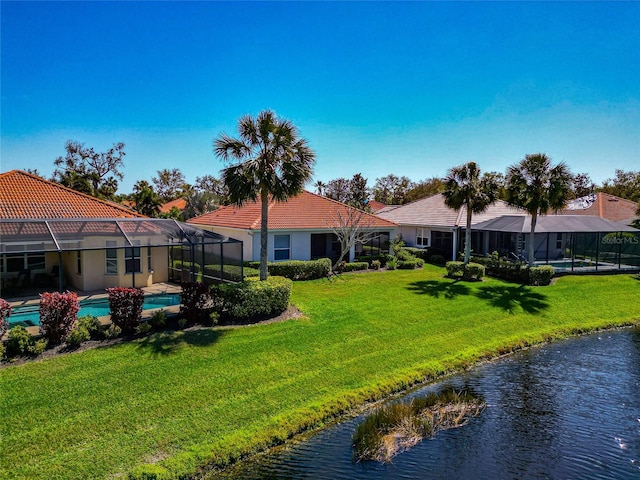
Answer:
xmin=220 ymin=327 xmax=640 ymax=479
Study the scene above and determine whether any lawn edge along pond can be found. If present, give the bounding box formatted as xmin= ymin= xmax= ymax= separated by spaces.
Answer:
xmin=2 ymin=266 xmax=639 ymax=480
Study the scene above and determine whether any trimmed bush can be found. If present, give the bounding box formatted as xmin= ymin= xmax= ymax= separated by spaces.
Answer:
xmin=463 ymin=262 xmax=485 ymax=280
xmin=39 ymin=291 xmax=80 ymax=344
xmin=0 ymin=298 xmax=11 ymax=339
xmin=446 ymin=261 xmax=465 ymax=278
xmin=107 ymin=287 xmax=144 ymax=334
xmin=355 ymin=254 xmax=389 ymax=267
xmin=29 ymin=338 xmax=47 ymax=356
xmin=446 ymin=261 xmax=484 ymax=280
xmin=404 ymin=247 xmax=430 ymax=261
xmin=342 ymin=262 xmax=369 ymax=272
xmin=386 ymin=258 xmax=398 ymax=270
xmin=212 ymin=276 xmax=292 ymax=320
xmin=398 ymin=258 xmax=424 ymax=270
xmin=245 ymin=258 xmax=331 ymax=280
xmin=180 ymin=282 xmax=211 ymax=325
xmin=136 ymin=322 xmax=153 ymax=336
xmin=470 ymin=254 xmax=530 ymax=284
xmin=371 ymin=259 xmax=381 ymax=270
xmin=529 ymin=265 xmax=555 ymax=286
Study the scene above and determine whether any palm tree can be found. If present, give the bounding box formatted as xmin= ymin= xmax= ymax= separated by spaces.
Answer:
xmin=443 ymin=162 xmax=499 ymax=264
xmin=314 ymin=180 xmax=326 ymax=196
xmin=214 ymin=110 xmax=315 ymax=280
xmin=505 ymin=153 xmax=572 ymax=265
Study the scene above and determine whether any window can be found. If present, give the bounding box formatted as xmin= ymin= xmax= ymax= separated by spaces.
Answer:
xmin=147 ymin=245 xmax=153 ymax=272
xmin=274 ymin=235 xmax=290 ymax=261
xmin=1 ymin=244 xmax=45 ymax=274
xmin=106 ymin=241 xmax=118 ymax=275
xmin=125 ymin=241 xmax=141 ymax=274
xmin=416 ymin=228 xmax=429 ymax=247
xmin=556 ymin=233 xmax=563 ymax=250
xmin=76 ymin=251 xmax=82 ymax=275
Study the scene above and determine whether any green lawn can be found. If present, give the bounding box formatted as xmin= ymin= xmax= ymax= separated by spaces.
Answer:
xmin=2 ymin=267 xmax=639 ymax=479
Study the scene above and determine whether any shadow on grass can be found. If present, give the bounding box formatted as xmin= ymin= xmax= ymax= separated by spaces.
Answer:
xmin=475 ymin=285 xmax=549 ymax=314
xmin=406 ymin=279 xmax=472 ymax=299
xmin=136 ymin=328 xmax=224 ymax=356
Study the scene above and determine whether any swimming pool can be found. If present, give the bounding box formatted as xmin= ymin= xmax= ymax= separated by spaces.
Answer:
xmin=7 ymin=294 xmax=181 ymax=327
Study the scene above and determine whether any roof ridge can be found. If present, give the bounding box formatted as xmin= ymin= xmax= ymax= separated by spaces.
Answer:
xmin=4 ymin=170 xmax=145 ymax=218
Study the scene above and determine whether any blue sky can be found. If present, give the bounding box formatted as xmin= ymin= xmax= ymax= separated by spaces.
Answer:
xmin=2 ymin=1 xmax=639 ymax=194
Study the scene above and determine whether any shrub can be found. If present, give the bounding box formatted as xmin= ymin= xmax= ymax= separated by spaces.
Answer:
xmin=39 ymin=291 xmax=80 ymax=344
xmin=470 ymin=254 xmax=530 ymax=284
xmin=355 ymin=255 xmax=389 ymax=267
xmin=5 ymin=325 xmax=34 ymax=357
xmin=28 ymin=338 xmax=48 ymax=356
xmin=342 ymin=262 xmax=369 ymax=272
xmin=178 ymin=318 xmax=187 ymax=330
xmin=386 ymin=258 xmax=398 ymax=270
xmin=529 ymin=265 xmax=555 ymax=286
xmin=77 ymin=315 xmax=103 ymax=340
xmin=0 ymin=342 xmax=4 ymax=360
xmin=136 ymin=322 xmax=153 ymax=336
xmin=398 ymin=258 xmax=424 ymax=270
xmin=107 ymin=287 xmax=144 ymax=334
xmin=149 ymin=310 xmax=167 ymax=330
xmin=371 ymin=259 xmax=381 ymax=270
xmin=66 ymin=325 xmax=90 ymax=348
xmin=463 ymin=262 xmax=485 ymax=280
xmin=180 ymin=282 xmax=211 ymax=325
xmin=446 ymin=261 xmax=465 ymax=278
xmin=404 ymin=247 xmax=430 ymax=261
xmin=105 ymin=324 xmax=121 ymax=339
xmin=212 ymin=276 xmax=292 ymax=320
xmin=246 ymin=258 xmax=331 ymax=280
xmin=428 ymin=255 xmax=446 ymax=266
xmin=0 ymin=298 xmax=11 ymax=339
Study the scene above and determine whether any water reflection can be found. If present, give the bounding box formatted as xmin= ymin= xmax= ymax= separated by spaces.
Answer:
xmin=219 ymin=327 xmax=640 ymax=479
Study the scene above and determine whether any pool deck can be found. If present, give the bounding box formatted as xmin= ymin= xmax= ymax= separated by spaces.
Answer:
xmin=4 ymin=283 xmax=182 ymax=338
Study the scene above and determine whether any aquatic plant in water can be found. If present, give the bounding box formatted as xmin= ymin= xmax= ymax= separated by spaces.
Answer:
xmin=352 ymin=387 xmax=485 ymax=463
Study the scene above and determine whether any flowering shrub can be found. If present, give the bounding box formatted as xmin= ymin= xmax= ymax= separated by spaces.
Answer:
xmin=39 ymin=291 xmax=80 ymax=344
xmin=0 ymin=298 xmax=12 ymax=339
xmin=180 ymin=282 xmax=211 ymax=325
xmin=107 ymin=287 xmax=144 ymax=333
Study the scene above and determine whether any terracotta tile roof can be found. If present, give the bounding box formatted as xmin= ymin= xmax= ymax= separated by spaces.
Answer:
xmin=557 ymin=193 xmax=638 ymax=225
xmin=159 ymin=198 xmax=188 ymax=213
xmin=187 ymin=190 xmax=397 ymax=230
xmin=0 ymin=170 xmax=144 ymax=219
xmin=367 ymin=199 xmax=387 ymax=212
xmin=376 ymin=193 xmax=526 ymax=227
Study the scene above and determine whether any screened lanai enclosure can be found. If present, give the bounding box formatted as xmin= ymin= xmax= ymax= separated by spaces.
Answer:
xmin=471 ymin=215 xmax=640 ymax=273
xmin=0 ymin=218 xmax=243 ymax=297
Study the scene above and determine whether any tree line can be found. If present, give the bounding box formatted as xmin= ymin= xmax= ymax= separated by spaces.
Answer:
xmin=33 ymin=134 xmax=640 ymax=221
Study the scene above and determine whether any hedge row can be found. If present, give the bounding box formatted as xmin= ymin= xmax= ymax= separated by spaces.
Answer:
xmin=212 ymin=276 xmax=292 ymax=319
xmin=445 ymin=261 xmax=485 ymax=280
xmin=245 ymin=258 xmax=331 ymax=280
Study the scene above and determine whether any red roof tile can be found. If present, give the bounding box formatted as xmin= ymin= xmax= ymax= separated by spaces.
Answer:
xmin=0 ymin=170 xmax=144 ymax=219
xmin=558 ymin=193 xmax=638 ymax=224
xmin=187 ymin=191 xmax=397 ymax=230
xmin=159 ymin=198 xmax=187 ymax=213
xmin=367 ymin=200 xmax=387 ymax=212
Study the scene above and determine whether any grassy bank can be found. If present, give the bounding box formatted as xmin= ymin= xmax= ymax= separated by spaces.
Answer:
xmin=2 ymin=267 xmax=639 ymax=479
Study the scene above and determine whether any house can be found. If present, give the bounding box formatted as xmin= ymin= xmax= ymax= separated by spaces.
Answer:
xmin=556 ymin=193 xmax=639 ymax=225
xmin=160 ymin=198 xmax=188 ymax=215
xmin=376 ymin=194 xmax=526 ymax=259
xmin=0 ymin=170 xmax=241 ymax=296
xmin=187 ymin=191 xmax=397 ymax=263
xmin=377 ymin=192 xmax=640 ymax=271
